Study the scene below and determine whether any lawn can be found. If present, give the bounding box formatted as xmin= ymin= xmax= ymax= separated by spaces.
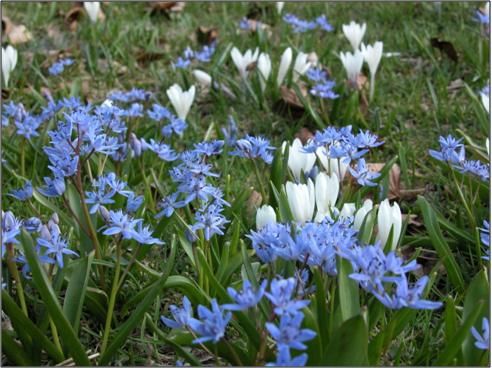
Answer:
xmin=1 ymin=1 xmax=490 ymax=366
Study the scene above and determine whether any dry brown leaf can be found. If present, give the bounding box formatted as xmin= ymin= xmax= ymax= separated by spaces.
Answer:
xmin=356 ymin=73 xmax=368 ymax=91
xmin=279 ymin=85 xmax=306 ymax=110
xmin=447 ymin=78 xmax=464 ymax=92
xmin=367 ymin=163 xmax=401 ymax=200
xmin=430 ymin=38 xmax=458 ymax=63
xmin=136 ymin=50 xmax=166 ymax=66
xmin=2 ymin=89 xmax=10 ymax=100
xmin=150 ymin=2 xmax=185 ymax=14
xmin=196 ymin=26 xmax=219 ymax=45
xmin=2 ymin=18 xmax=32 ymax=45
xmin=65 ymin=4 xmax=84 ymax=31
xmin=2 ymin=16 xmax=13 ymax=38
xmin=246 ymin=190 xmax=263 ymax=219
xmin=295 ymin=128 xmax=314 ymax=145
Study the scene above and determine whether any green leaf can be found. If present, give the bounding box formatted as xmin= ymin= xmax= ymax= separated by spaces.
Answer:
xmin=313 ymin=268 xmax=329 ymax=352
xmin=269 ymin=181 xmax=293 ymax=222
xmin=444 ymin=296 xmax=459 ymax=346
xmin=2 ymin=330 xmax=34 ymax=366
xmin=323 ymin=315 xmax=369 ymax=365
xmin=2 ymin=290 xmax=65 ymax=363
xmin=19 ymin=231 xmax=90 ymax=366
xmin=435 ymin=300 xmax=485 ymax=365
xmin=337 ymin=257 xmax=360 ymax=322
xmin=417 ymin=196 xmax=464 ymax=291
xmin=98 ymin=237 xmax=177 ymax=365
xmin=32 ymin=190 xmax=75 ymax=228
xmin=63 ymin=252 xmax=94 ymax=334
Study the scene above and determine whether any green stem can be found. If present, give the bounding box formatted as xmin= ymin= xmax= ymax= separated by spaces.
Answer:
xmin=6 ymin=245 xmax=28 ymax=317
xmin=252 ymin=160 xmax=267 ymax=202
xmin=116 ymin=246 xmax=142 ymax=292
xmin=101 ymin=239 xmax=122 ymax=355
xmin=49 ymin=318 xmax=63 ymax=354
xmin=20 ymin=138 xmax=25 ymax=177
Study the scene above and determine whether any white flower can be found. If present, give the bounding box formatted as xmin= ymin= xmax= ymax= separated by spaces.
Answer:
xmin=276 ymin=2 xmax=285 ymax=14
xmin=342 ymin=21 xmax=366 ymax=51
xmin=192 ymin=69 xmax=212 ymax=88
xmin=101 ymin=99 xmax=113 ymax=107
xmin=2 ymin=45 xmax=18 ymax=88
xmin=293 ymin=52 xmax=312 ymax=82
xmin=377 ymin=199 xmax=402 ymax=251
xmin=361 ymin=41 xmax=383 ymax=77
xmin=286 ymin=138 xmax=316 ymax=181
xmin=256 ymin=205 xmax=276 ymax=230
xmin=257 ymin=53 xmax=272 ymax=92
xmin=340 ymin=50 xmax=364 ymax=85
xmin=316 ymin=146 xmax=349 ymax=180
xmin=486 ymin=138 xmax=490 ymax=156
xmin=315 ymin=172 xmax=339 ymax=214
xmin=166 ymin=84 xmax=195 ymax=120
xmin=353 ymin=199 xmax=373 ymax=230
xmin=314 ymin=210 xmax=334 ymax=223
xmin=340 ymin=203 xmax=356 ymax=219
xmin=84 ymin=2 xmax=101 ymax=23
xmin=481 ymin=90 xmax=489 ymax=114
xmin=277 ymin=47 xmax=293 ymax=87
xmin=230 ymin=47 xmax=259 ymax=79
xmin=285 ymin=179 xmax=315 ymax=223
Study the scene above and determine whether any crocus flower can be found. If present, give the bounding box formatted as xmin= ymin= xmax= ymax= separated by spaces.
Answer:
xmin=377 ymin=199 xmax=402 ymax=251
xmin=285 ymin=138 xmax=316 ymax=181
xmin=342 ymin=21 xmax=366 ymax=51
xmin=192 ymin=69 xmax=212 ymax=88
xmin=340 ymin=203 xmax=356 ymax=219
xmin=315 ymin=172 xmax=339 ymax=214
xmin=166 ymin=84 xmax=195 ymax=120
xmin=257 ymin=53 xmax=272 ymax=92
xmin=316 ymin=146 xmax=349 ymax=180
xmin=480 ymin=85 xmax=489 ymax=114
xmin=353 ymin=199 xmax=373 ymax=230
xmin=285 ymin=180 xmax=315 ymax=223
xmin=256 ymin=205 xmax=277 ymax=229
xmin=292 ymin=52 xmax=312 ymax=82
xmin=84 ymin=2 xmax=101 ymax=23
xmin=276 ymin=2 xmax=285 ymax=14
xmin=360 ymin=41 xmax=383 ymax=100
xmin=230 ymin=47 xmax=259 ymax=79
xmin=277 ymin=47 xmax=293 ymax=87
xmin=2 ymin=45 xmax=18 ymax=88
xmin=340 ymin=50 xmax=364 ymax=86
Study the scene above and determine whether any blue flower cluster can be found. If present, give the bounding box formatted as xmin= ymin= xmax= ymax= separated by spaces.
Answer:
xmin=107 ymin=88 xmax=151 ymax=103
xmin=283 ymin=14 xmax=333 ymax=33
xmin=248 ymin=219 xmax=442 ymax=311
xmin=229 ymin=135 xmax=275 ymax=164
xmin=8 ymin=180 xmax=33 ymax=201
xmin=306 ymin=68 xmax=338 ymax=100
xmin=48 ymin=58 xmax=74 ymax=76
xmin=173 ymin=42 xmax=217 ymax=69
xmin=161 ymin=276 xmax=315 ymax=365
xmin=147 ymin=103 xmax=187 ymax=137
xmin=429 ymin=135 xmax=489 ymax=182
xmin=303 ymin=125 xmax=384 ymax=186
xmin=155 ymin=140 xmax=229 ymax=241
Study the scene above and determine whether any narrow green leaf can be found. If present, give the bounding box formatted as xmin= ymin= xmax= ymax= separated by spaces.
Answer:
xmin=20 ymin=231 xmax=90 ymax=366
xmin=2 ymin=330 xmax=34 ymax=366
xmin=337 ymin=257 xmax=360 ymax=322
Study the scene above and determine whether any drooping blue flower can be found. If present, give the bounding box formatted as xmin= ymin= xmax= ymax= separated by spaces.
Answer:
xmin=306 ymin=68 xmax=328 ymax=83
xmin=194 ymin=43 xmax=216 ymax=63
xmin=126 ymin=192 xmax=144 ymax=213
xmin=265 ymin=277 xmax=310 ymax=316
xmin=37 ymin=224 xmax=79 ymax=268
xmin=266 ymin=345 xmax=308 ymax=367
xmin=348 ymin=158 xmax=380 ymax=187
xmin=23 ymin=217 xmax=42 ymax=233
xmin=48 ymin=58 xmax=74 ymax=76
xmin=229 ymin=135 xmax=275 ymax=164
xmin=173 ymin=56 xmax=192 ymax=69
xmin=2 ymin=211 xmax=22 ymax=256
xmin=132 ymin=222 xmax=164 ymax=245
xmin=38 ymin=176 xmax=66 ymax=197
xmin=222 ymin=115 xmax=238 ymax=146
xmin=8 ymin=180 xmax=33 ymax=201
xmin=161 ymin=296 xmax=194 ymax=329
xmin=155 ymin=193 xmax=183 ymax=219
xmin=143 ymin=139 xmax=179 ymax=161
xmin=15 ymin=115 xmax=43 ymax=139
xmin=188 ymin=299 xmax=232 ymax=344
xmin=471 ymin=318 xmax=490 ymax=350
xmin=266 ymin=312 xmax=316 ymax=350
xmin=223 ymin=279 xmax=267 ymax=311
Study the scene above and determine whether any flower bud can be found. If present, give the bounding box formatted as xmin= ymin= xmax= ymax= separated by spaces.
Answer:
xmin=377 ymin=199 xmax=402 ymax=251
xmin=256 ymin=205 xmax=277 ymax=230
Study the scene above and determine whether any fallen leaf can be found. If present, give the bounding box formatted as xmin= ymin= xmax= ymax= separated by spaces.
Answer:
xmin=2 ymin=17 xmax=32 ymax=45
xmin=447 ymin=78 xmax=464 ymax=92
xmin=136 ymin=50 xmax=166 ymax=66
xmin=2 ymin=89 xmax=10 ymax=100
xmin=295 ymin=128 xmax=314 ymax=144
xmin=2 ymin=16 xmax=13 ymax=38
xmin=279 ymin=85 xmax=306 ymax=110
xmin=196 ymin=26 xmax=219 ymax=45
xmin=65 ymin=4 xmax=84 ymax=31
xmin=246 ymin=190 xmax=263 ymax=219
xmin=430 ymin=38 xmax=458 ymax=63
xmin=150 ymin=2 xmax=185 ymax=15
xmin=367 ymin=163 xmax=401 ymax=199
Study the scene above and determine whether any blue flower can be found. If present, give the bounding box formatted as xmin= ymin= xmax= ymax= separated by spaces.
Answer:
xmin=283 ymin=14 xmax=317 ymax=33
xmin=223 ymin=279 xmax=267 ymax=311
xmin=132 ymin=222 xmax=164 ymax=245
xmin=348 ymin=158 xmax=380 ymax=187
xmin=38 ymin=176 xmax=66 ymax=197
xmin=306 ymin=68 xmax=328 ymax=83
xmin=2 ymin=211 xmax=22 ymax=255
xmin=191 ymin=203 xmax=229 ymax=241
xmin=471 ymin=318 xmax=490 ymax=350
xmin=144 ymin=139 xmax=179 ymax=161
xmin=155 ymin=193 xmax=183 ymax=219
xmin=193 ymin=140 xmax=224 ymax=156
xmin=229 ymin=135 xmax=275 ymax=164
xmin=126 ymin=193 xmax=144 ymax=213
xmin=173 ymin=56 xmax=191 ymax=69
xmin=310 ymin=81 xmax=338 ymax=99
xmin=266 ymin=312 xmax=316 ymax=350
xmin=101 ymin=210 xmax=142 ymax=239
xmin=266 ymin=345 xmax=308 ymax=366
xmin=474 ymin=9 xmax=490 ymax=25
xmin=222 ymin=116 xmax=238 ymax=146
xmin=161 ymin=296 xmax=194 ymax=329
xmin=8 ymin=180 xmax=33 ymax=201
xmin=48 ymin=58 xmax=74 ymax=76
xmin=108 ymin=88 xmax=151 ymax=103
xmin=265 ymin=277 xmax=310 ymax=316
xmin=315 ymin=15 xmax=333 ymax=32
xmin=480 ymin=220 xmax=490 ymax=261
xmin=188 ymin=299 xmax=232 ymax=344
xmin=23 ymin=217 xmax=42 ymax=233
xmin=37 ymin=224 xmax=79 ymax=268
xmin=15 ymin=115 xmax=43 ymax=139
xmin=194 ymin=43 xmax=216 ymax=63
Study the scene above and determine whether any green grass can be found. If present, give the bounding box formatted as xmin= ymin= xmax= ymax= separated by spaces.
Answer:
xmin=1 ymin=1 xmax=489 ymax=365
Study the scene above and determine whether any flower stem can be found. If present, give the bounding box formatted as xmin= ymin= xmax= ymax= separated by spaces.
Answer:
xmin=101 ymin=239 xmax=122 ymax=355
xmin=369 ymin=73 xmax=376 ymax=102
xmin=252 ymin=160 xmax=267 ymax=202
xmin=6 ymin=245 xmax=28 ymax=316
xmin=49 ymin=317 xmax=63 ymax=354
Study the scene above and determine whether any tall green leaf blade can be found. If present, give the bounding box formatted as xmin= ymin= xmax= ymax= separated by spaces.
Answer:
xmin=337 ymin=257 xmax=360 ymax=322
xmin=19 ymin=231 xmax=90 ymax=366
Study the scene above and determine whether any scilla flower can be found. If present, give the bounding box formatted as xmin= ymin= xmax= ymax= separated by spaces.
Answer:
xmin=84 ymin=2 xmax=101 ymax=23
xmin=166 ymin=84 xmax=195 ymax=120
xmin=277 ymin=47 xmax=293 ymax=87
xmin=230 ymin=47 xmax=259 ymax=79
xmin=377 ymin=199 xmax=402 ymax=251
xmin=256 ymin=205 xmax=277 ymax=229
xmin=284 ymin=138 xmax=316 ymax=181
xmin=340 ymin=50 xmax=364 ymax=86
xmin=360 ymin=41 xmax=383 ymax=100
xmin=471 ymin=318 xmax=490 ymax=350
xmin=342 ymin=21 xmax=367 ymax=51
xmin=257 ymin=53 xmax=272 ymax=92
xmin=2 ymin=45 xmax=18 ymax=88
xmin=285 ymin=179 xmax=315 ymax=223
